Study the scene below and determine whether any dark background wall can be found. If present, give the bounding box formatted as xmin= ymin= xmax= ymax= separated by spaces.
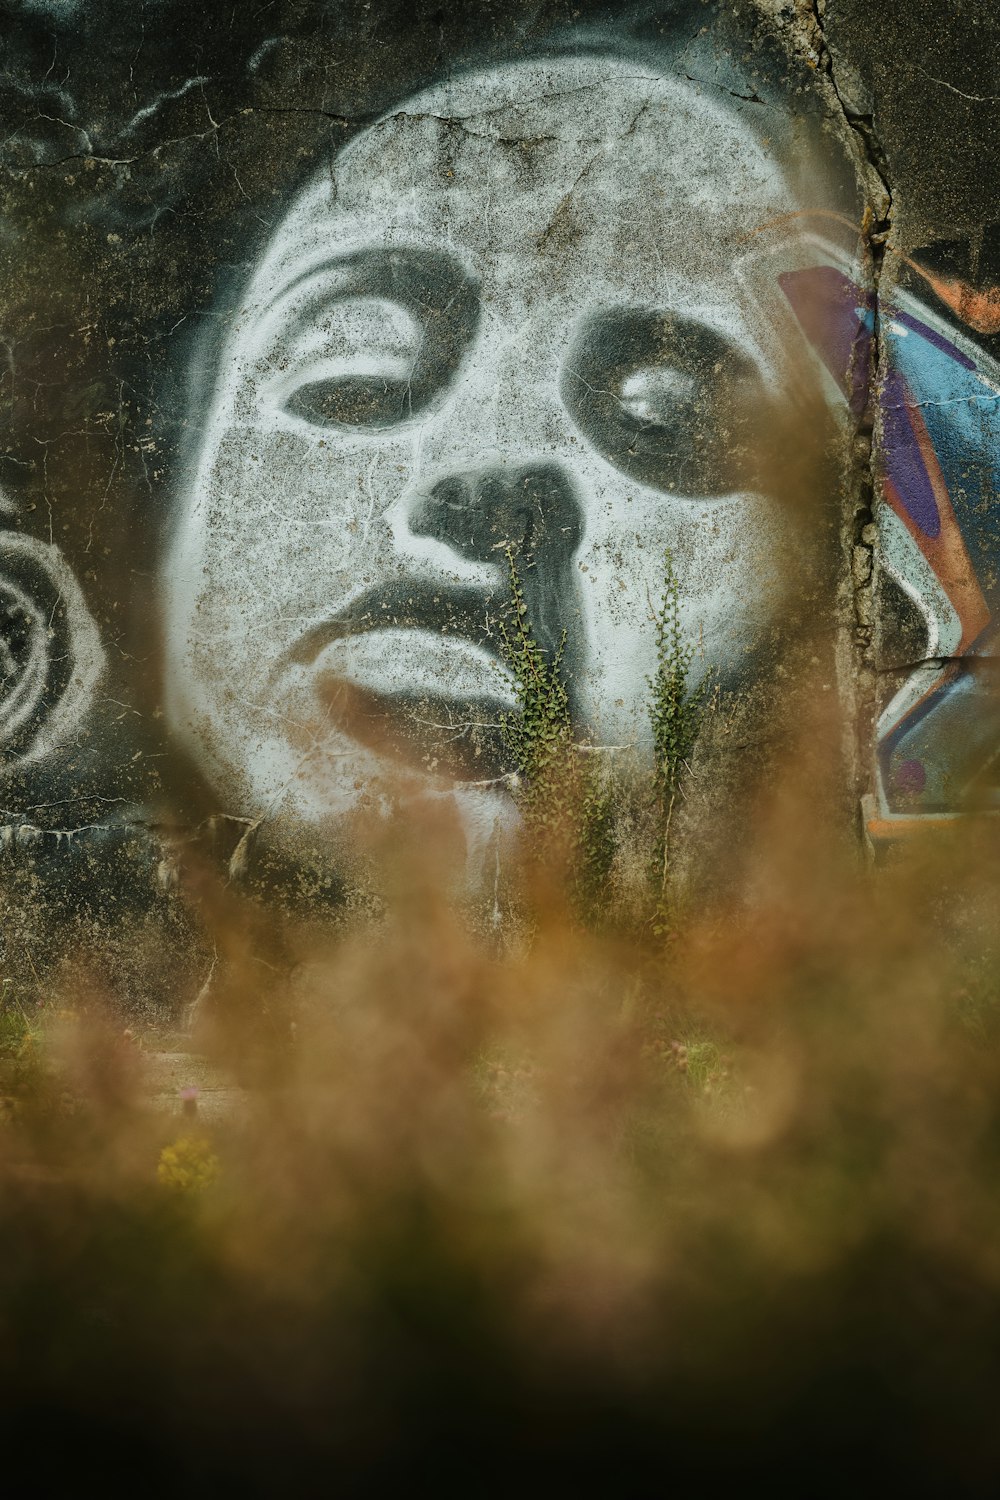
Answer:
xmin=0 ymin=0 xmax=997 ymax=1009
xmin=823 ymin=0 xmax=1000 ymax=253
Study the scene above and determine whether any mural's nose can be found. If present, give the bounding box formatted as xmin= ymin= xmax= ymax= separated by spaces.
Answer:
xmin=408 ymin=462 xmax=584 ymax=663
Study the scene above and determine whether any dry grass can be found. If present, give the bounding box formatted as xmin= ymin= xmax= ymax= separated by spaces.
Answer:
xmin=3 ymin=711 xmax=1000 ymax=1493
xmin=1 ymin=319 xmax=991 ymax=1489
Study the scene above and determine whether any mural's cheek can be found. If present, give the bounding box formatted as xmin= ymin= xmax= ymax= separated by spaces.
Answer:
xmin=167 ymin=424 xmax=414 ymax=805
xmin=574 ymin=481 xmax=786 ymax=745
xmin=175 ymin=590 xmax=392 ymax=823
xmin=184 ymin=426 xmax=412 ymax=649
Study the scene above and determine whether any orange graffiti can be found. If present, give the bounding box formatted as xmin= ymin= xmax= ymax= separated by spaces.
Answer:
xmin=913 ymin=272 xmax=1000 ymax=336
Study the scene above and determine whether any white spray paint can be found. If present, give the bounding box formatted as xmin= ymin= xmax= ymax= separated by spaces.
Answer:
xmin=162 ymin=54 xmax=821 ymax=860
xmin=0 ymin=527 xmax=105 ymax=767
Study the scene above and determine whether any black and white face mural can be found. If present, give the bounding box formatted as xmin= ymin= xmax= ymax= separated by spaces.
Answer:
xmin=162 ymin=55 xmax=832 ymax=862
xmin=7 ymin=0 xmax=997 ymax=981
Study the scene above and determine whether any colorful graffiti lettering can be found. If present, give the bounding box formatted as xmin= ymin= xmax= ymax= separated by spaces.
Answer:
xmin=781 ymin=256 xmax=1000 ymax=827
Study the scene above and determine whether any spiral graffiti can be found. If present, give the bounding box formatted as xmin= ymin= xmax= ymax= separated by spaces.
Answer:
xmin=0 ymin=531 xmax=104 ymax=766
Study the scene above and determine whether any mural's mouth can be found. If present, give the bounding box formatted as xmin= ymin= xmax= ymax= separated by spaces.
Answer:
xmin=273 ymin=580 xmax=520 ymax=781
xmin=279 ymin=579 xmax=510 ymax=667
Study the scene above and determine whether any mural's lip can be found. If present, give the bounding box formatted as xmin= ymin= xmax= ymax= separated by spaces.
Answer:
xmin=311 ymin=628 xmax=517 ymax=711
xmin=267 ymin=580 xmax=517 ymax=780
xmin=272 ymin=579 xmax=508 ymax=680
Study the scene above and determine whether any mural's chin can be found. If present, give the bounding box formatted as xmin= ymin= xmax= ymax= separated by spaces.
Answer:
xmin=192 ymin=674 xmax=517 ymax=834
xmin=201 ymin=706 xmax=519 ymax=886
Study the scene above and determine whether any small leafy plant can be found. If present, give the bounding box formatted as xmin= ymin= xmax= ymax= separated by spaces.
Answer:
xmin=497 ymin=546 xmax=711 ymax=929
xmin=647 ymin=548 xmax=713 ymax=929
xmin=497 ymin=548 xmax=613 ymax=904
xmin=498 ymin=547 xmax=579 ymax=844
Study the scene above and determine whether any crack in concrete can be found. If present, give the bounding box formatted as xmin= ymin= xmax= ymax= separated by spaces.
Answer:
xmin=913 ymin=65 xmax=1000 ymax=106
xmin=884 ymin=390 xmax=1000 ymax=414
xmin=681 ymin=71 xmax=768 ymax=107
xmin=807 ymin=0 xmax=894 ymax=811
xmin=875 ymin=656 xmax=1000 ymax=675
xmin=0 ymin=821 xmax=117 ymax=846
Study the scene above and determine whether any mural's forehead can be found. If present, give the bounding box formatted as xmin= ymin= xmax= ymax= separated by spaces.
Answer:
xmin=248 ymin=56 xmax=792 ymax=308
xmin=398 ymin=55 xmax=679 ymax=141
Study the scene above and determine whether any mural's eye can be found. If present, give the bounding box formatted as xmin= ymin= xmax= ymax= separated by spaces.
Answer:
xmin=276 ymin=251 xmax=481 ymax=433
xmin=618 ymin=367 xmax=696 ymax=423
xmin=285 ymin=368 xmax=418 ymax=430
xmin=281 ymin=297 xmax=422 ymax=430
xmin=561 ymin=308 xmax=768 ymax=495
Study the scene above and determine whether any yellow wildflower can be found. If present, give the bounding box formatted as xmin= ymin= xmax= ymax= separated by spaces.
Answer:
xmin=156 ymin=1135 xmax=220 ymax=1192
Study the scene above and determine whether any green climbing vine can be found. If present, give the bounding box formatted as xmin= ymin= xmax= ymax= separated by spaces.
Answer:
xmin=647 ymin=547 xmax=714 ymax=930
xmin=497 ymin=549 xmax=613 ymax=908
xmin=497 ymin=545 xmax=711 ymax=932
xmin=497 ymin=547 xmax=576 ymax=840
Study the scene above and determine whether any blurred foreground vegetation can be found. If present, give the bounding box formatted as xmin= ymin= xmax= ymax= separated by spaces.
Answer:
xmin=4 ymin=738 xmax=1000 ymax=1494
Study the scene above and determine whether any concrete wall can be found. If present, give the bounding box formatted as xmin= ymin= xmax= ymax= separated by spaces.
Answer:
xmin=1 ymin=0 xmax=997 ymax=1007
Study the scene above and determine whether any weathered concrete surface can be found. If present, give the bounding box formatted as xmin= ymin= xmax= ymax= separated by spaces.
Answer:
xmin=0 ymin=1 xmax=998 ymax=1009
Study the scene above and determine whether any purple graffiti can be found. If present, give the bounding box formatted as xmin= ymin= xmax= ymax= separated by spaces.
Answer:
xmin=879 ymin=368 xmax=942 ymax=539
xmin=892 ymin=758 xmax=927 ymax=796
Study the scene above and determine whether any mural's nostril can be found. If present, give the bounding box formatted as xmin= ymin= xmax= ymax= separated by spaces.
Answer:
xmin=407 ymin=463 xmax=585 ymax=673
xmin=426 ymin=474 xmax=474 ymax=514
xmin=411 ymin=463 xmax=583 ymax=570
